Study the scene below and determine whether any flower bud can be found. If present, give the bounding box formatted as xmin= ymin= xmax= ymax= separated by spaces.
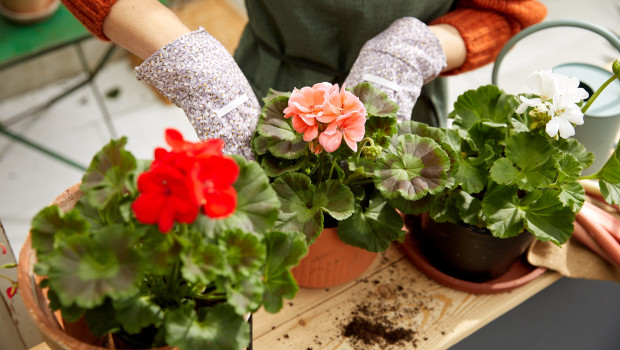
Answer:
xmin=613 ymin=59 xmax=620 ymax=78
xmin=362 ymin=145 xmax=383 ymax=160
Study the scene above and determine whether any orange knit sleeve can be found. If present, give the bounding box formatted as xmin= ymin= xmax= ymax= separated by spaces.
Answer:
xmin=431 ymin=0 xmax=547 ymax=75
xmin=61 ymin=0 xmax=119 ymax=41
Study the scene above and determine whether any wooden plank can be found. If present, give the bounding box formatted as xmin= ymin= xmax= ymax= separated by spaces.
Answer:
xmin=253 ymin=244 xmax=560 ymax=350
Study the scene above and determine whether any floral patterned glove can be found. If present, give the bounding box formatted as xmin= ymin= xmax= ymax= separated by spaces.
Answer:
xmin=345 ymin=17 xmax=446 ymax=122
xmin=135 ymin=28 xmax=260 ymax=159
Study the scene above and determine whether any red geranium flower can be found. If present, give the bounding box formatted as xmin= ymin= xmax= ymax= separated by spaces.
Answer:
xmin=194 ymin=154 xmax=239 ymax=218
xmin=132 ymin=162 xmax=200 ymax=233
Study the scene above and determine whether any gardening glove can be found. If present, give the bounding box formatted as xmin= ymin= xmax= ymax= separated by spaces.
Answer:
xmin=345 ymin=17 xmax=446 ymax=122
xmin=135 ymin=28 xmax=260 ymax=159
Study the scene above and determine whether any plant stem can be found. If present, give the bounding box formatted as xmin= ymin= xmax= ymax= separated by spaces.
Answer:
xmin=581 ymin=74 xmax=618 ymax=114
xmin=0 ymin=274 xmax=16 ymax=284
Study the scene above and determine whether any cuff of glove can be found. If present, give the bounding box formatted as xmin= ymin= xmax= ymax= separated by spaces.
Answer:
xmin=345 ymin=17 xmax=446 ymax=121
xmin=135 ymin=28 xmax=260 ymax=159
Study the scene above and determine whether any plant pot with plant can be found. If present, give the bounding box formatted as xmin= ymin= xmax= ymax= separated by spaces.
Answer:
xmin=251 ymin=82 xmax=456 ymax=288
xmin=18 ymin=129 xmax=308 ymax=350
xmin=400 ymin=60 xmax=620 ymax=285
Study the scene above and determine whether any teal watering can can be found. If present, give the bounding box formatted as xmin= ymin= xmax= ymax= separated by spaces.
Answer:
xmin=492 ymin=20 xmax=620 ymax=175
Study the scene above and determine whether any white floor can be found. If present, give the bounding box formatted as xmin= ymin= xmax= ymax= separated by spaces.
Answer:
xmin=1 ymin=0 xmax=619 ymax=261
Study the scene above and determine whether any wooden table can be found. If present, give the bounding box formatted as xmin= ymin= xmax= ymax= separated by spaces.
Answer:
xmin=29 ymin=243 xmax=559 ymax=350
xmin=252 ymin=244 xmax=560 ymax=350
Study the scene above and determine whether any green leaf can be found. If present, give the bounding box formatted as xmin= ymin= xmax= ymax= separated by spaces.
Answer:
xmin=30 ymin=206 xmax=89 ymax=258
xmin=481 ymin=186 xmax=525 ymax=238
xmin=46 ymin=288 xmax=85 ymax=323
xmin=262 ymin=230 xmax=307 ymax=313
xmin=558 ymin=137 xmax=595 ymax=170
xmin=396 ymin=121 xmax=445 ymax=143
xmin=557 ymin=152 xmax=584 ymax=182
xmin=113 ymin=296 xmax=164 ymax=335
xmin=338 ymin=192 xmax=405 ymax=252
xmin=164 ymin=303 xmax=250 ymax=350
xmin=522 ymin=190 xmax=575 ymax=245
xmin=80 ymin=137 xmax=137 ymax=209
xmin=272 ymin=173 xmax=354 ymax=243
xmin=364 ymin=115 xmax=398 ymax=148
xmin=225 ymin=274 xmax=264 ymax=315
xmin=558 ymin=180 xmax=586 ymax=214
xmin=595 ymin=143 xmax=620 ymax=205
xmin=195 ymin=157 xmax=280 ymax=236
xmin=256 ymin=95 xmax=307 ymax=158
xmin=315 ymin=180 xmax=355 ymax=220
xmin=374 ymin=134 xmax=450 ymax=201
xmin=260 ymin=153 xmax=306 ymax=177
xmin=490 ymin=132 xmax=557 ymax=191
xmin=453 ymin=156 xmax=488 ymax=194
xmin=219 ymin=229 xmax=266 ymax=282
xmin=349 ymin=82 xmax=399 ymax=117
xmin=448 ymin=85 xmax=518 ymax=130
xmin=252 ymin=134 xmax=269 ymax=156
xmin=181 ymin=244 xmax=224 ymax=285
xmin=45 ymin=225 xmax=141 ymax=309
xmin=455 ymin=191 xmax=484 ymax=227
xmin=272 ymin=173 xmax=322 ymax=243
xmin=482 ymin=186 xmax=575 ymax=244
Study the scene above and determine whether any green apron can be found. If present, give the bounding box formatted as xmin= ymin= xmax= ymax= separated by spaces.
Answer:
xmin=234 ymin=0 xmax=456 ymax=126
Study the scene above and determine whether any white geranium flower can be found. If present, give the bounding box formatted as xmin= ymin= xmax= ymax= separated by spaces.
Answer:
xmin=517 ymin=69 xmax=589 ymax=139
xmin=516 ymin=70 xmax=557 ymax=114
xmin=545 ymin=99 xmax=584 ymax=139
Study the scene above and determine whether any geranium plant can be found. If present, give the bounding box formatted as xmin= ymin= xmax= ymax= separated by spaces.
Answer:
xmin=399 ymin=59 xmax=620 ymax=246
xmin=29 ymin=129 xmax=307 ymax=350
xmin=252 ymin=82 xmax=455 ymax=251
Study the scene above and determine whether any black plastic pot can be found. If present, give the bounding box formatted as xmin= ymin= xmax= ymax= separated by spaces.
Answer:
xmin=415 ymin=215 xmax=535 ymax=282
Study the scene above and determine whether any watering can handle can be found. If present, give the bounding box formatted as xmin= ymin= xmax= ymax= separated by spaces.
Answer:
xmin=492 ymin=20 xmax=620 ymax=86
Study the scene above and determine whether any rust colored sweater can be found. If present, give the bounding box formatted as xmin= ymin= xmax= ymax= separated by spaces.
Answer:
xmin=61 ymin=0 xmax=546 ymax=75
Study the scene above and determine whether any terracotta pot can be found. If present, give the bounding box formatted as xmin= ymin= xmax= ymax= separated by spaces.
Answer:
xmin=18 ymin=184 xmax=172 ymax=350
xmin=291 ymin=227 xmax=377 ymax=288
xmin=413 ymin=214 xmax=535 ymax=282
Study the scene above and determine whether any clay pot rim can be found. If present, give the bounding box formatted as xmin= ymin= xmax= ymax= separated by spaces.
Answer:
xmin=0 ymin=0 xmax=60 ymax=24
xmin=17 ymin=183 xmax=174 ymax=350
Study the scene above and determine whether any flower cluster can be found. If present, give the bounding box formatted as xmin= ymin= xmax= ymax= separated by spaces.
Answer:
xmin=516 ymin=70 xmax=589 ymax=139
xmin=284 ymin=83 xmax=367 ymax=153
xmin=132 ymin=129 xmax=239 ymax=232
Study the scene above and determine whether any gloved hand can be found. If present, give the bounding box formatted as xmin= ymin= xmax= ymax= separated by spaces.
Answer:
xmin=135 ymin=28 xmax=260 ymax=159
xmin=345 ymin=17 xmax=446 ymax=122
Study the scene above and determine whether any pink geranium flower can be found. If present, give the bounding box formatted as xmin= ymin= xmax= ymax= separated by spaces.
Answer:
xmin=321 ymin=84 xmax=366 ymax=124
xmin=284 ymin=84 xmax=331 ymax=141
xmin=319 ymin=112 xmax=367 ymax=152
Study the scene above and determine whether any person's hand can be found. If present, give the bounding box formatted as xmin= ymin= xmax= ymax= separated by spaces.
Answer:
xmin=135 ymin=28 xmax=260 ymax=159
xmin=345 ymin=17 xmax=446 ymax=122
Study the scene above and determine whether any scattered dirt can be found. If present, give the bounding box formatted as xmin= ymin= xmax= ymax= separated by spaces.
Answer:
xmin=336 ymin=264 xmax=430 ymax=349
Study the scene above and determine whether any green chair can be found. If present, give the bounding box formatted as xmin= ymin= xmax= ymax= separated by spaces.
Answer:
xmin=0 ymin=5 xmax=117 ymax=171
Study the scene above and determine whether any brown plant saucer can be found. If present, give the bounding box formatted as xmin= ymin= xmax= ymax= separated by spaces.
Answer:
xmin=400 ymin=233 xmax=547 ymax=294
